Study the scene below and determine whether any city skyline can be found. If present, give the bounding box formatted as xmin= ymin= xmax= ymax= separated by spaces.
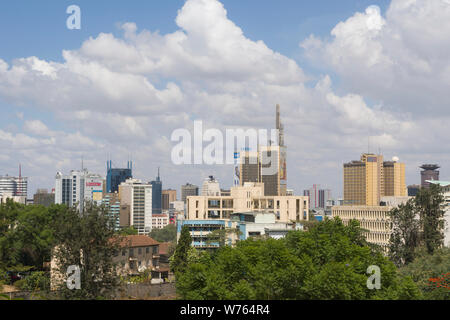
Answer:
xmin=1 ymin=0 xmax=449 ymax=199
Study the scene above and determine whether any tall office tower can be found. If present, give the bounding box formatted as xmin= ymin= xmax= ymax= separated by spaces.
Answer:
xmin=344 ymin=153 xmax=384 ymax=206
xmin=383 ymin=159 xmax=407 ymax=196
xmin=238 ymin=151 xmax=261 ymax=186
xmin=260 ymin=105 xmax=287 ymax=196
xmin=162 ymin=189 xmax=177 ymax=211
xmin=0 ymin=174 xmax=28 ymax=201
xmin=201 ymin=176 xmax=221 ymax=196
xmin=407 ymin=184 xmax=421 ymax=196
xmin=420 ymin=164 xmax=440 ymax=188
xmin=119 ymin=178 xmax=153 ymax=235
xmin=55 ymin=169 xmax=104 ymax=212
xmin=106 ymin=160 xmax=132 ymax=193
xmin=181 ymin=183 xmax=199 ymax=203
xmin=303 ymin=185 xmax=320 ymax=209
xmin=318 ymin=189 xmax=332 ymax=209
xmin=150 ymin=169 xmax=162 ymax=214
xmin=33 ymin=189 xmax=55 ymax=207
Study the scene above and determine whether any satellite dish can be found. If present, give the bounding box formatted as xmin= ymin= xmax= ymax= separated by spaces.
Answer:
xmin=392 ymin=156 xmax=399 ymax=162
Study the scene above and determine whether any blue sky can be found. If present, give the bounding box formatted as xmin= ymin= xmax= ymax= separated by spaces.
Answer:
xmin=0 ymin=0 xmax=448 ymax=198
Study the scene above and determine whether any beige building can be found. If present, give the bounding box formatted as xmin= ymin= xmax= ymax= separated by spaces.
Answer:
xmin=162 ymin=189 xmax=177 ymax=211
xmin=151 ymin=213 xmax=170 ymax=230
xmin=344 ymin=153 xmax=406 ymax=206
xmin=332 ymin=205 xmax=393 ymax=250
xmin=187 ymin=182 xmax=309 ymax=222
xmin=119 ymin=179 xmax=153 ymax=235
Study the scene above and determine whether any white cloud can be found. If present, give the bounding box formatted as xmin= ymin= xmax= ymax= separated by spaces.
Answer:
xmin=0 ymin=0 xmax=445 ymax=197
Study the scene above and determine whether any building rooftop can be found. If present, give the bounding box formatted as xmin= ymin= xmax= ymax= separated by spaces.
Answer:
xmin=426 ymin=180 xmax=450 ymax=187
xmin=114 ymin=235 xmax=160 ymax=248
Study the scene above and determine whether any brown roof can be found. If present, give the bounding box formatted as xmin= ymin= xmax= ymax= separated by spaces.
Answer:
xmin=113 ymin=235 xmax=160 ymax=248
xmin=159 ymin=242 xmax=170 ymax=255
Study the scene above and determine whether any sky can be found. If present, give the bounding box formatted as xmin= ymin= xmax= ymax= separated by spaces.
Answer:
xmin=0 ymin=0 xmax=448 ymax=199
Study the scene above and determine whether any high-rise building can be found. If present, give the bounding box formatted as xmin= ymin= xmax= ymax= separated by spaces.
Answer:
xmin=55 ymin=169 xmax=104 ymax=212
xmin=33 ymin=189 xmax=55 ymax=207
xmin=119 ymin=178 xmax=153 ymax=235
xmin=420 ymin=164 xmax=440 ymax=188
xmin=383 ymin=161 xmax=407 ymax=196
xmin=181 ymin=183 xmax=199 ymax=203
xmin=0 ymin=174 xmax=28 ymax=201
xmin=344 ymin=154 xmax=406 ymax=206
xmin=150 ymin=169 xmax=162 ymax=214
xmin=106 ymin=160 xmax=132 ymax=193
xmin=162 ymin=189 xmax=177 ymax=211
xmin=318 ymin=189 xmax=332 ymax=209
xmin=237 ymin=150 xmax=261 ymax=186
xmin=201 ymin=176 xmax=221 ymax=196
xmin=407 ymin=184 xmax=421 ymax=196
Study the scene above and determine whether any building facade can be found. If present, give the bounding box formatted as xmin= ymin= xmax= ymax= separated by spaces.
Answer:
xmin=106 ymin=160 xmax=132 ymax=193
xmin=181 ymin=183 xmax=199 ymax=203
xmin=162 ymin=189 xmax=177 ymax=211
xmin=150 ymin=170 xmax=162 ymax=214
xmin=186 ymin=183 xmax=309 ymax=223
xmin=33 ymin=189 xmax=55 ymax=207
xmin=55 ymin=169 xmax=104 ymax=212
xmin=344 ymin=154 xmax=406 ymax=206
xmin=420 ymin=164 xmax=440 ymax=188
xmin=119 ymin=178 xmax=153 ymax=235
xmin=0 ymin=175 xmax=28 ymax=201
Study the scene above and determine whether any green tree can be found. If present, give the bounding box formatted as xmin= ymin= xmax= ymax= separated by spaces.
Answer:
xmin=399 ymin=247 xmax=450 ymax=300
xmin=118 ymin=226 xmax=138 ymax=236
xmin=176 ymin=217 xmax=421 ymax=300
xmin=149 ymin=224 xmax=177 ymax=243
xmin=171 ymin=225 xmax=192 ymax=275
xmin=52 ymin=203 xmax=122 ymax=300
xmin=388 ymin=200 xmax=421 ymax=266
xmin=415 ymin=184 xmax=446 ymax=255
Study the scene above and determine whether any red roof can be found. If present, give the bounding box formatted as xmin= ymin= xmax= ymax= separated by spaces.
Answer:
xmin=113 ymin=235 xmax=160 ymax=248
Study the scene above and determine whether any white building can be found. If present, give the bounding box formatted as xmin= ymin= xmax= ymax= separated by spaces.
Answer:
xmin=427 ymin=181 xmax=450 ymax=247
xmin=201 ymin=176 xmax=221 ymax=196
xmin=55 ymin=169 xmax=104 ymax=212
xmin=119 ymin=178 xmax=153 ymax=235
xmin=0 ymin=175 xmax=28 ymax=202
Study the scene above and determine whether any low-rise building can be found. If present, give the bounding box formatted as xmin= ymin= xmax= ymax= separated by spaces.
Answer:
xmin=177 ymin=211 xmax=303 ymax=249
xmin=187 ymin=182 xmax=309 ymax=223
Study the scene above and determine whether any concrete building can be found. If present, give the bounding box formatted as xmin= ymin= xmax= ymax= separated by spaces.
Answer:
xmin=106 ymin=160 xmax=132 ymax=193
xmin=177 ymin=211 xmax=303 ymax=249
xmin=186 ymin=182 xmax=309 ymax=223
xmin=162 ymin=189 xmax=177 ymax=211
xmin=33 ymin=189 xmax=55 ymax=207
xmin=421 ymin=164 xmax=440 ymax=188
xmin=332 ymin=197 xmax=410 ymax=251
xmin=152 ymin=213 xmax=170 ymax=230
xmin=150 ymin=169 xmax=162 ymax=214
xmin=0 ymin=175 xmax=28 ymax=201
xmin=55 ymin=169 xmax=104 ymax=212
xmin=408 ymin=185 xmax=421 ymax=197
xmin=181 ymin=183 xmax=199 ymax=203
xmin=344 ymin=154 xmax=406 ymax=206
xmin=201 ymin=176 xmax=221 ymax=196
xmin=114 ymin=235 xmax=161 ymax=277
xmin=426 ymin=180 xmax=450 ymax=247
xmin=99 ymin=193 xmax=121 ymax=231
xmin=119 ymin=178 xmax=153 ymax=235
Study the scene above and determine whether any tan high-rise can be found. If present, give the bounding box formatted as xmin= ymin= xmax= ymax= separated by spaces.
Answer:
xmin=344 ymin=153 xmax=406 ymax=206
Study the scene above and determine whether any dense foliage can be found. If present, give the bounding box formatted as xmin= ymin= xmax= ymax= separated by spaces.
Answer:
xmin=149 ymin=223 xmax=177 ymax=243
xmin=176 ymin=218 xmax=423 ymax=300
xmin=389 ymin=184 xmax=447 ymax=266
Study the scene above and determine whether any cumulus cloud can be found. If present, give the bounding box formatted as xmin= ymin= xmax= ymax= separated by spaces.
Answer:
xmin=0 ymin=0 xmax=443 ymax=196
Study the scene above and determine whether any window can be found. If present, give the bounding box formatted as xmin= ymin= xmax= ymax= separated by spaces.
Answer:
xmin=146 ymin=247 xmax=150 ymax=254
xmin=138 ymin=248 xmax=142 ymax=255
xmin=122 ymin=250 xmax=126 ymax=256
xmin=129 ymin=248 xmax=134 ymax=256
xmin=153 ymin=246 xmax=158 ymax=254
